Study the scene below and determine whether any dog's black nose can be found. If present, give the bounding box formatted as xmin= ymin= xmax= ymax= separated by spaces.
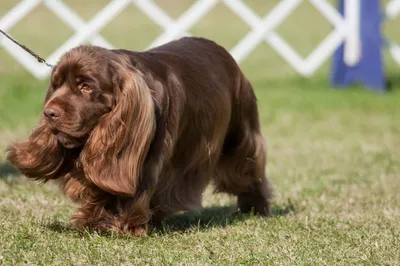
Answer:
xmin=44 ymin=107 xmax=61 ymax=119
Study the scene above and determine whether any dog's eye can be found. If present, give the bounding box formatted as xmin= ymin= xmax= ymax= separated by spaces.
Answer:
xmin=79 ymin=83 xmax=91 ymax=92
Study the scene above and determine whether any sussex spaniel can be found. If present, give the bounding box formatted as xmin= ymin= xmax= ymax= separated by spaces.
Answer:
xmin=7 ymin=37 xmax=273 ymax=236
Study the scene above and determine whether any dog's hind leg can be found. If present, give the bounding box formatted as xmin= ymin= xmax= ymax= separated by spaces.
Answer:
xmin=213 ymin=79 xmax=273 ymax=215
xmin=214 ymin=131 xmax=272 ymax=216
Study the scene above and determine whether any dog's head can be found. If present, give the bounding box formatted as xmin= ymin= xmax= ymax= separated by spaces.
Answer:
xmin=44 ymin=46 xmax=115 ymax=149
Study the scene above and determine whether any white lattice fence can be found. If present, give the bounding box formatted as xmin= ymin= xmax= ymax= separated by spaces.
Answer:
xmin=386 ymin=0 xmax=400 ymax=65
xmin=0 ymin=0 xmax=397 ymax=79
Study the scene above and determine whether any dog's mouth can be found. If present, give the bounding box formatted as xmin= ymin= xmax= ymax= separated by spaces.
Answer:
xmin=54 ymin=130 xmax=85 ymax=149
xmin=45 ymin=118 xmax=90 ymax=149
xmin=45 ymin=120 xmax=88 ymax=149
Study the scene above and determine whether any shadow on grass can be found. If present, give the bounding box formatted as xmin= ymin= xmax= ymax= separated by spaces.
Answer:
xmin=0 ymin=162 xmax=19 ymax=178
xmin=386 ymin=73 xmax=400 ymax=92
xmin=45 ymin=220 xmax=78 ymax=234
xmin=44 ymin=203 xmax=295 ymax=237
xmin=155 ymin=203 xmax=295 ymax=234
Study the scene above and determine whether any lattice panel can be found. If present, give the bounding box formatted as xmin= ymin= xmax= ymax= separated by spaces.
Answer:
xmin=0 ymin=0 xmax=354 ymax=79
xmin=386 ymin=0 xmax=400 ymax=65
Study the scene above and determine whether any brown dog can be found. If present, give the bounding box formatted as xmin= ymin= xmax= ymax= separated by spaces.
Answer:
xmin=7 ymin=37 xmax=272 ymax=236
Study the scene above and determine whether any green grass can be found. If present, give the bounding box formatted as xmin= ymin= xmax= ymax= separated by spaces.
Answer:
xmin=1 ymin=0 xmax=400 ymax=265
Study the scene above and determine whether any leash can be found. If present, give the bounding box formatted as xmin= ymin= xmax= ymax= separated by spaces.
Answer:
xmin=0 ymin=29 xmax=54 ymax=68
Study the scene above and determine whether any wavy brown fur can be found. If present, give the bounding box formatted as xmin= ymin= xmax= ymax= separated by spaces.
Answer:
xmin=7 ymin=37 xmax=273 ymax=236
xmin=6 ymin=119 xmax=66 ymax=181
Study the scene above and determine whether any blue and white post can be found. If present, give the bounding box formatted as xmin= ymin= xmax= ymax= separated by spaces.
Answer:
xmin=331 ymin=0 xmax=386 ymax=92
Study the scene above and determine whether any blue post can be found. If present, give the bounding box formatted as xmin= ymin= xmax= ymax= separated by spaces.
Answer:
xmin=331 ymin=0 xmax=386 ymax=92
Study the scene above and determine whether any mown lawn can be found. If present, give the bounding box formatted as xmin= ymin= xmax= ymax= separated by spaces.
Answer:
xmin=1 ymin=0 xmax=400 ymax=265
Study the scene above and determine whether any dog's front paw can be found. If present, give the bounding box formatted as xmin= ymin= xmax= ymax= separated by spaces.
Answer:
xmin=120 ymin=223 xmax=148 ymax=237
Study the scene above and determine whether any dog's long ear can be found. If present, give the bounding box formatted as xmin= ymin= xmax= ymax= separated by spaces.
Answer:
xmin=6 ymin=118 xmax=66 ymax=181
xmin=81 ymin=63 xmax=156 ymax=196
